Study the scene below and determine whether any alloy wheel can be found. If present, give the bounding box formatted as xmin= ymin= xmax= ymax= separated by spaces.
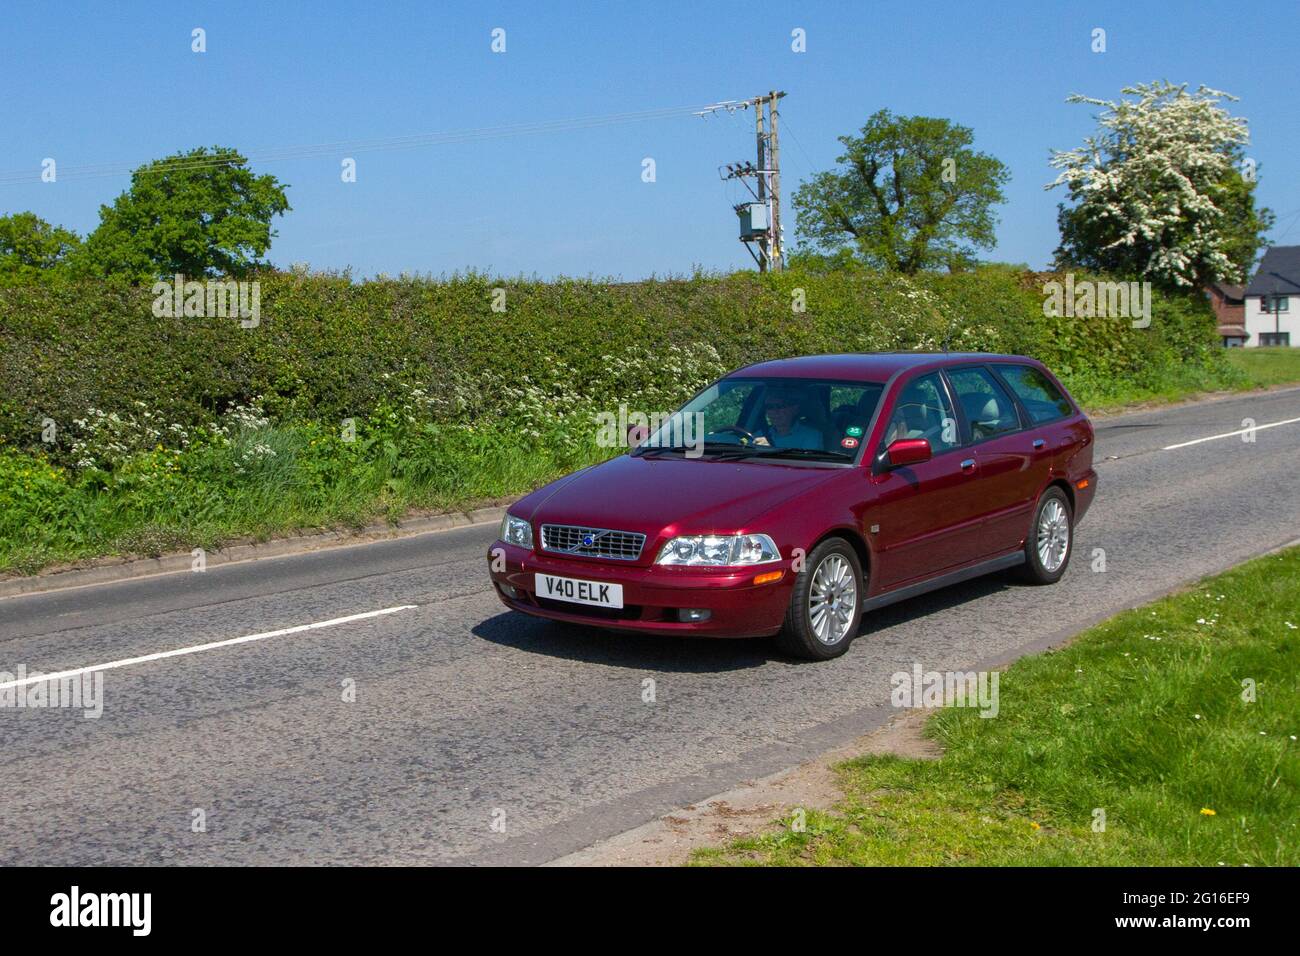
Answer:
xmin=808 ymin=553 xmax=858 ymax=645
xmin=1036 ymin=498 xmax=1070 ymax=572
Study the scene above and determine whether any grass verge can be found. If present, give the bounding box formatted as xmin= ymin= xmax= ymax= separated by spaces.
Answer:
xmin=1079 ymin=347 xmax=1300 ymax=414
xmin=1224 ymin=347 xmax=1300 ymax=389
xmin=693 ymin=546 xmax=1300 ymax=866
xmin=0 ymin=418 xmax=609 ymax=575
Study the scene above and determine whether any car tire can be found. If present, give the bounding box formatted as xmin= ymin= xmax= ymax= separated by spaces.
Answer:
xmin=774 ymin=537 xmax=864 ymax=661
xmin=1018 ymin=486 xmax=1073 ymax=585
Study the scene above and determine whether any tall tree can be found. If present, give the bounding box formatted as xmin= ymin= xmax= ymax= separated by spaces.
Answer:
xmin=1048 ymin=82 xmax=1273 ymax=289
xmin=791 ymin=110 xmax=1009 ymax=273
xmin=75 ymin=146 xmax=290 ymax=281
xmin=0 ymin=212 xmax=81 ymax=283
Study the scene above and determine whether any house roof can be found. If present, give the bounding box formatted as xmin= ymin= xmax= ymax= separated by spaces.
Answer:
xmin=1217 ymin=325 xmax=1248 ymax=337
xmin=1245 ymin=246 xmax=1300 ymax=297
xmin=1209 ymin=282 xmax=1245 ymax=301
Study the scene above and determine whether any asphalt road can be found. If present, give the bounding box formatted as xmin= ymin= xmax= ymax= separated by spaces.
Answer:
xmin=2 ymin=388 xmax=1298 ymax=865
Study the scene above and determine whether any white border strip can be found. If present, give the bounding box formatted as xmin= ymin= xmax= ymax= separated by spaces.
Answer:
xmin=0 ymin=605 xmax=417 ymax=691
xmin=1162 ymin=416 xmax=1300 ymax=451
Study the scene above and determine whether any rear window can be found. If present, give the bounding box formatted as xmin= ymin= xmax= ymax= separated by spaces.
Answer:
xmin=994 ymin=364 xmax=1074 ymax=424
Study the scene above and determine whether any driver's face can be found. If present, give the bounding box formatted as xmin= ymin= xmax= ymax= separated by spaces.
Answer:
xmin=764 ymin=394 xmax=799 ymax=433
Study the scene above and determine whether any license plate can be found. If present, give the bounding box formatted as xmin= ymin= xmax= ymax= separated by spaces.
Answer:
xmin=537 ymin=573 xmax=623 ymax=609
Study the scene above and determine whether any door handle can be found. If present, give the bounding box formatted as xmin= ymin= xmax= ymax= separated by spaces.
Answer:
xmin=1032 ymin=439 xmax=1046 ymax=449
xmin=960 ymin=458 xmax=976 ymax=472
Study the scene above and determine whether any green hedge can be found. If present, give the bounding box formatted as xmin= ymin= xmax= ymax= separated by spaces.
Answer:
xmin=0 ymin=267 xmax=1230 ymax=455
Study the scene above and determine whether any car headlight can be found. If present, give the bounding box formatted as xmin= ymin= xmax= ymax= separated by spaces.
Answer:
xmin=500 ymin=513 xmax=533 ymax=548
xmin=655 ymin=533 xmax=781 ymax=566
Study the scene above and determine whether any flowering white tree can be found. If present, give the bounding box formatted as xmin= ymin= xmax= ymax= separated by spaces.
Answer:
xmin=1047 ymin=82 xmax=1273 ymax=288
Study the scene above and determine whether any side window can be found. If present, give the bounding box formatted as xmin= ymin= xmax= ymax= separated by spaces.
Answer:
xmin=947 ymin=367 xmax=1021 ymax=441
xmin=881 ymin=372 xmax=959 ymax=454
xmin=994 ymin=364 xmax=1073 ymax=424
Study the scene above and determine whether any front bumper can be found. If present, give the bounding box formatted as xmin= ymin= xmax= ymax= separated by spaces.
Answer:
xmin=486 ymin=542 xmax=792 ymax=638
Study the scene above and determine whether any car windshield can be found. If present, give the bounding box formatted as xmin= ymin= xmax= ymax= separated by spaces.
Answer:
xmin=635 ymin=377 xmax=885 ymax=462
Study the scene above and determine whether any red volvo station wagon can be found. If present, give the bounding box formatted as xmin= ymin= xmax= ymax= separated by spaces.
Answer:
xmin=488 ymin=353 xmax=1097 ymax=660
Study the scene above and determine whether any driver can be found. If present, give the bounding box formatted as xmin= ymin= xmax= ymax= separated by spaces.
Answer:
xmin=756 ymin=387 xmax=822 ymax=449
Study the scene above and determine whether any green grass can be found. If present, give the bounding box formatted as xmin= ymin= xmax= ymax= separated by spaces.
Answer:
xmin=693 ymin=547 xmax=1300 ymax=866
xmin=1079 ymin=347 xmax=1300 ymax=414
xmin=1224 ymin=347 xmax=1300 ymax=389
xmin=0 ymin=418 xmax=613 ymax=575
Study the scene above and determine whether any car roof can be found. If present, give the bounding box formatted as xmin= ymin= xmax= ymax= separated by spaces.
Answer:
xmin=728 ymin=352 xmax=1037 ymax=383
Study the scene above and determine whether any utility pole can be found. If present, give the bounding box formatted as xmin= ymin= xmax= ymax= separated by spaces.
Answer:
xmin=768 ymin=90 xmax=783 ymax=271
xmin=754 ymin=96 xmax=768 ymax=270
xmin=708 ymin=90 xmax=786 ymax=272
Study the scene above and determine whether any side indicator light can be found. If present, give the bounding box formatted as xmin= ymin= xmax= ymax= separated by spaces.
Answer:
xmin=1076 ymin=478 xmax=1090 ymax=490
xmin=753 ymin=570 xmax=784 ymax=586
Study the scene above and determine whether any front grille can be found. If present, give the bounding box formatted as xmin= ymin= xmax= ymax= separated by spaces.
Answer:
xmin=540 ymin=524 xmax=646 ymax=561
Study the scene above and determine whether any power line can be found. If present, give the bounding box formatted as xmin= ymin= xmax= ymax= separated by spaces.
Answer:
xmin=773 ymin=115 xmax=820 ymax=181
xmin=0 ymin=101 xmax=740 ymax=186
xmin=1268 ymin=206 xmax=1300 ymax=243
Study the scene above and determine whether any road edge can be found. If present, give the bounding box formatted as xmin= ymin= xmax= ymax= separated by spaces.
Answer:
xmin=1085 ymin=381 xmax=1300 ymax=422
xmin=0 ymin=503 xmax=516 ymax=600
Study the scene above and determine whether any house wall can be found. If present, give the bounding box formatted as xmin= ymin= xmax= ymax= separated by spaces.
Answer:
xmin=1243 ymin=295 xmax=1299 ymax=346
xmin=1210 ymin=296 xmax=1244 ymax=326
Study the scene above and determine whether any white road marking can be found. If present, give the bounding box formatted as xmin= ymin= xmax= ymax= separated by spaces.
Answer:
xmin=1162 ymin=416 xmax=1300 ymax=451
xmin=0 ymin=604 xmax=417 ymax=692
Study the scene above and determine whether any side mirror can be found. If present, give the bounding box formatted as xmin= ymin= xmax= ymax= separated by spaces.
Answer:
xmin=886 ymin=437 xmax=931 ymax=468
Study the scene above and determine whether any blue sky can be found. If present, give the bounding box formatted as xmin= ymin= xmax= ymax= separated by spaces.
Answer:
xmin=2 ymin=0 xmax=1296 ymax=279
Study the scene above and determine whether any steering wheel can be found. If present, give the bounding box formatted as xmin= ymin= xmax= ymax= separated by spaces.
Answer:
xmin=711 ymin=425 xmax=759 ymax=445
